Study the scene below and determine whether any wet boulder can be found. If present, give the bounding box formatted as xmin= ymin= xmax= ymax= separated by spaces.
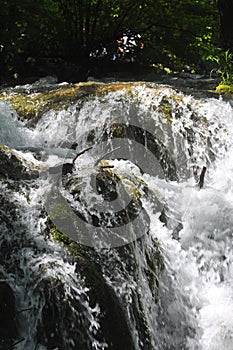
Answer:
xmin=45 ymin=160 xmax=164 ymax=349
xmin=0 ymin=146 xmax=39 ymax=180
xmin=47 ymin=220 xmax=164 ymax=350
xmin=37 ymin=278 xmax=92 ymax=350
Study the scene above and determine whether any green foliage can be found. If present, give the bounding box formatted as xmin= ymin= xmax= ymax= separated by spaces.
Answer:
xmin=0 ymin=0 xmax=63 ymax=77
xmin=0 ymin=0 xmax=221 ymax=79
xmin=207 ymin=49 xmax=233 ymax=84
xmin=138 ymin=0 xmax=219 ymax=70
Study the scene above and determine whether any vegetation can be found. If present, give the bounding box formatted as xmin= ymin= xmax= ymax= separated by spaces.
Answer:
xmin=0 ymin=0 xmax=233 ymax=85
xmin=207 ymin=49 xmax=233 ymax=84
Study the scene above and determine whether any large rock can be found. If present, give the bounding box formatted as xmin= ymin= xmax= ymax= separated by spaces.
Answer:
xmin=45 ymin=220 xmax=164 ymax=350
xmin=44 ymin=161 xmax=164 ymax=349
xmin=36 ymin=267 xmax=135 ymax=350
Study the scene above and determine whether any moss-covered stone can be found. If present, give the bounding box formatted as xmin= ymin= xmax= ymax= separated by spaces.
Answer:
xmin=158 ymin=96 xmax=172 ymax=122
xmin=58 ymin=160 xmax=144 ymax=231
xmin=47 ymin=164 xmax=164 ymax=348
xmin=50 ymin=225 xmax=71 ymax=246
xmin=46 ymin=219 xmax=135 ymax=350
xmin=0 ymin=82 xmax=133 ymax=121
xmin=48 ymin=218 xmax=163 ymax=349
xmin=46 ymin=164 xmax=164 ymax=349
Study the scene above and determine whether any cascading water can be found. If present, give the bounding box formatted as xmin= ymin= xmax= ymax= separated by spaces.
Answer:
xmin=0 ymin=82 xmax=233 ymax=350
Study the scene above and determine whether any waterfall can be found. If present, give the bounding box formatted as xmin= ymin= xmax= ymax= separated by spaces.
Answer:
xmin=0 ymin=82 xmax=233 ymax=349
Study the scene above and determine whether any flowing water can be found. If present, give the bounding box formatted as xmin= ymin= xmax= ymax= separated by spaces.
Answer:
xmin=0 ymin=82 xmax=233 ymax=349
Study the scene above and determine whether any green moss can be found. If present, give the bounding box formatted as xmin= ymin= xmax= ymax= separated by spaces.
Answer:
xmin=216 ymin=83 xmax=233 ymax=94
xmin=0 ymin=145 xmax=13 ymax=153
xmin=50 ymin=226 xmax=71 ymax=246
xmin=158 ymin=96 xmax=172 ymax=122
xmin=0 ymin=82 xmax=133 ymax=120
xmin=48 ymin=218 xmax=90 ymax=259
xmin=116 ymin=175 xmax=142 ymax=199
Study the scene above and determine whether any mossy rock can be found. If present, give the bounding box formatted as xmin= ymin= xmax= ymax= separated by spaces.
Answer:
xmin=158 ymin=96 xmax=172 ymax=122
xmin=47 ymin=220 xmax=135 ymax=350
xmin=0 ymin=81 xmax=184 ymax=125
xmin=37 ymin=268 xmax=135 ymax=350
xmin=47 ymin=163 xmax=164 ymax=348
xmin=0 ymin=82 xmax=133 ymax=122
xmin=59 ymin=160 xmax=144 ymax=232
xmin=48 ymin=218 xmax=164 ymax=349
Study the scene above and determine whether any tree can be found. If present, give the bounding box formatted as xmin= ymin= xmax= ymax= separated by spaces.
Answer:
xmin=0 ymin=0 xmax=221 ymax=80
xmin=53 ymin=0 xmax=154 ymax=60
xmin=217 ymin=0 xmax=233 ymax=50
xmin=0 ymin=0 xmax=63 ymax=78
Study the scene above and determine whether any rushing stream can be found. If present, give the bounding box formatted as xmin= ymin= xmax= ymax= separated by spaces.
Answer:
xmin=0 ymin=81 xmax=233 ymax=350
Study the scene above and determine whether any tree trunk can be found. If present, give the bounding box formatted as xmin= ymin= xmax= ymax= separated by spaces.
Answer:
xmin=217 ymin=0 xmax=233 ymax=50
